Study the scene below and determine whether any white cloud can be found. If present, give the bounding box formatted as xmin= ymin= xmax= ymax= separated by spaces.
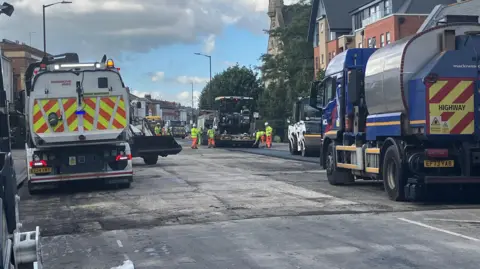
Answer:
xmin=203 ymin=34 xmax=215 ymax=54
xmin=150 ymin=71 xmax=165 ymax=82
xmin=175 ymin=75 xmax=210 ymax=84
xmin=131 ymin=89 xmax=201 ymax=108
xmin=2 ymin=0 xmax=270 ymax=58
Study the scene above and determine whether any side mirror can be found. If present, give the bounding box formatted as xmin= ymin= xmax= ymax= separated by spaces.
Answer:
xmin=17 ymin=90 xmax=25 ymax=112
xmin=347 ymin=69 xmax=363 ymax=105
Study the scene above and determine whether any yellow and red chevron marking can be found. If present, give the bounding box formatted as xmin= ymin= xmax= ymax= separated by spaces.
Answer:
xmin=40 ymin=99 xmax=65 ymax=132
xmin=97 ymin=97 xmax=115 ymax=130
xmin=428 ymin=78 xmax=474 ymax=134
xmin=32 ymin=100 xmax=49 ymax=133
xmin=62 ymin=98 xmax=78 ymax=131
xmin=112 ymin=97 xmax=127 ymax=129
xmin=83 ymin=97 xmax=97 ymax=131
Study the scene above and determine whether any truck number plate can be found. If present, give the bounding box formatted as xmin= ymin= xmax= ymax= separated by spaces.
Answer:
xmin=30 ymin=167 xmax=52 ymax=174
xmin=424 ymin=160 xmax=454 ymax=168
xmin=69 ymin=156 xmax=76 ymax=166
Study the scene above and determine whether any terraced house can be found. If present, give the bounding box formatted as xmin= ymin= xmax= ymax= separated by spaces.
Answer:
xmin=307 ymin=0 xmax=461 ymax=78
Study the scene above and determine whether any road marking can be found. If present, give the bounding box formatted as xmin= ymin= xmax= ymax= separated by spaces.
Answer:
xmin=117 ymin=240 xmax=123 ymax=247
xmin=423 ymin=218 xmax=480 ymax=224
xmin=398 ymin=217 xmax=480 ymax=242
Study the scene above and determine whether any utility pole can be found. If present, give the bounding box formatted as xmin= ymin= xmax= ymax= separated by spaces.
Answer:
xmin=191 ymin=82 xmax=194 ymax=108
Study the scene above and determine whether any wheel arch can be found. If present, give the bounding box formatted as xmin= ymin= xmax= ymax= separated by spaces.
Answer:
xmin=320 ymin=137 xmax=332 ymax=169
xmin=380 ymin=137 xmax=405 ymax=173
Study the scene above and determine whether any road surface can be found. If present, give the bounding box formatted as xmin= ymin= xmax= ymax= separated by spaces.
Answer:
xmin=17 ymin=142 xmax=480 ymax=268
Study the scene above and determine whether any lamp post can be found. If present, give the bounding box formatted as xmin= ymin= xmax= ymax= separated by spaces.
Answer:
xmin=194 ymin=52 xmax=212 ymax=108
xmin=43 ymin=1 xmax=72 ymax=57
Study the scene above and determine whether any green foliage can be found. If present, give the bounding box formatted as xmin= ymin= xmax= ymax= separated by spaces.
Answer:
xmin=198 ymin=65 xmax=263 ymax=110
xmin=316 ymin=68 xmax=325 ymax=81
xmin=258 ymin=0 xmax=319 ymax=125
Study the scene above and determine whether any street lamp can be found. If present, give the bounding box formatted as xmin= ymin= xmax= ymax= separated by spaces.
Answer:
xmin=43 ymin=1 xmax=72 ymax=56
xmin=194 ymin=52 xmax=212 ymax=108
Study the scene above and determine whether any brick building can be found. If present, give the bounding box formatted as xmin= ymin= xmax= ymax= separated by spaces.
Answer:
xmin=0 ymin=39 xmax=51 ymax=95
xmin=307 ymin=0 xmax=459 ymax=79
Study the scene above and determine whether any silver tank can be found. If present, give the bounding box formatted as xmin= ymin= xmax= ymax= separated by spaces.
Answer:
xmin=364 ymin=24 xmax=480 ymax=115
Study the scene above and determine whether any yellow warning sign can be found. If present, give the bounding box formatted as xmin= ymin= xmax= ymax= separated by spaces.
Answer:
xmin=441 ymin=121 xmax=449 ymax=134
xmin=430 ymin=116 xmax=441 ymax=133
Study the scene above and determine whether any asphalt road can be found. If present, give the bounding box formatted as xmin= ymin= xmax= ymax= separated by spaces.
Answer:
xmin=227 ymin=142 xmax=320 ymax=163
xmin=16 ymin=140 xmax=480 ymax=268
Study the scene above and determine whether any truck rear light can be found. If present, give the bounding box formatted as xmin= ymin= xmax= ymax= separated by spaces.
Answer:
xmin=425 ymin=149 xmax=448 ymax=158
xmin=115 ymin=154 xmax=132 ymax=161
xmin=29 ymin=160 xmax=47 ymax=167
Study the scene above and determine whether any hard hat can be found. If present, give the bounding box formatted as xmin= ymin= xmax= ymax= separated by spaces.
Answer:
xmin=265 ymin=122 xmax=269 ymax=126
xmin=192 ymin=124 xmax=196 ymax=127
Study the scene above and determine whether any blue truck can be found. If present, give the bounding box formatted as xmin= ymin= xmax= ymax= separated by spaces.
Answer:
xmin=309 ymin=22 xmax=480 ymax=201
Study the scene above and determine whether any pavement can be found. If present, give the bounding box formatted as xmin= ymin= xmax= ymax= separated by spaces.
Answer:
xmin=15 ymin=140 xmax=480 ymax=268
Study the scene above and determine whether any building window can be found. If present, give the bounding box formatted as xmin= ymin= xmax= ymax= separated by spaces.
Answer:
xmin=321 ymin=54 xmax=324 ymax=64
xmin=380 ymin=34 xmax=385 ymax=47
xmin=328 ymin=52 xmax=331 ymax=61
xmin=386 ymin=32 xmax=391 ymax=44
xmin=329 ymin=31 xmax=336 ymax=41
xmin=315 ymin=57 xmax=319 ymax=70
xmin=320 ymin=23 xmax=324 ymax=32
xmin=384 ymin=0 xmax=391 ymax=15
xmin=368 ymin=37 xmax=376 ymax=48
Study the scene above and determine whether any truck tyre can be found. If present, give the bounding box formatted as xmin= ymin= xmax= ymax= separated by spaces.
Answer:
xmin=326 ymin=142 xmax=354 ymax=185
xmin=143 ymin=155 xmax=158 ymax=165
xmin=382 ymin=145 xmax=406 ymax=201
xmin=2 ymin=163 xmax=17 ymax=234
xmin=289 ymin=138 xmax=300 ymax=155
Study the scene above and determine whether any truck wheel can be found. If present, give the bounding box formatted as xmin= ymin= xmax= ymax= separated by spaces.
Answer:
xmin=382 ymin=145 xmax=406 ymax=201
xmin=143 ymin=155 xmax=158 ymax=165
xmin=326 ymin=143 xmax=354 ymax=185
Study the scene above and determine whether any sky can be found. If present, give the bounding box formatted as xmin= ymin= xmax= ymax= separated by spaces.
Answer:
xmin=0 ymin=0 xmax=298 ymax=107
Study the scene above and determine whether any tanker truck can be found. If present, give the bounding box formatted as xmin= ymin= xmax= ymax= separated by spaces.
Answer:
xmin=309 ymin=22 xmax=480 ymax=202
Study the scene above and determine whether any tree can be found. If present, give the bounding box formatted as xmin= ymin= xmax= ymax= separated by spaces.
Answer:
xmin=258 ymin=0 xmax=315 ymax=121
xmin=198 ymin=65 xmax=263 ymax=110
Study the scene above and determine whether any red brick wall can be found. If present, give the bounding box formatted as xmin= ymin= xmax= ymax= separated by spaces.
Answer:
xmin=364 ymin=15 xmax=427 ymax=48
xmin=397 ymin=15 xmax=427 ymax=39
xmin=364 ymin=16 xmax=395 ymax=47
xmin=327 ymin=40 xmax=338 ymax=63
xmin=313 ymin=47 xmax=320 ymax=79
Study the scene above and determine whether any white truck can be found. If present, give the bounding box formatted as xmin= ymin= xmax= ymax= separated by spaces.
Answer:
xmin=23 ymin=54 xmax=133 ymax=194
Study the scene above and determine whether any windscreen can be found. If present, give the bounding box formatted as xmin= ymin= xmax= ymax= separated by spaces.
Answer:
xmin=170 ymin=121 xmax=183 ymax=127
xmin=301 ymin=99 xmax=321 ymax=119
xmin=216 ymin=98 xmax=253 ymax=113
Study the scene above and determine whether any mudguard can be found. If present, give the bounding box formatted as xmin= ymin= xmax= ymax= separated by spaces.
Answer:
xmin=130 ymin=135 xmax=182 ymax=157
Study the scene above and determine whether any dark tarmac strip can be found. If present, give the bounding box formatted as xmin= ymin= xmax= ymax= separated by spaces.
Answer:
xmin=41 ymin=210 xmax=480 ymax=269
